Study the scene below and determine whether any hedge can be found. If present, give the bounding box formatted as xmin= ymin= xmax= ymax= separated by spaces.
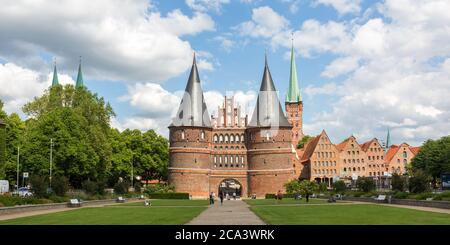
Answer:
xmin=146 ymin=193 xmax=190 ymax=199
xmin=265 ymin=193 xmax=297 ymax=199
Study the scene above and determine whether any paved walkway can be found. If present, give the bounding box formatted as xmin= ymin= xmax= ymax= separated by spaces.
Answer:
xmin=0 ymin=200 xmax=141 ymax=221
xmin=187 ymin=199 xmax=266 ymax=225
xmin=378 ymin=203 xmax=450 ymax=214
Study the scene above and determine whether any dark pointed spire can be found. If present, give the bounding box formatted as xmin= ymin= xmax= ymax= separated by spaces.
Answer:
xmin=51 ymin=59 xmax=59 ymax=87
xmin=76 ymin=56 xmax=84 ymax=88
xmin=171 ymin=53 xmax=211 ymax=128
xmin=248 ymin=54 xmax=291 ymax=128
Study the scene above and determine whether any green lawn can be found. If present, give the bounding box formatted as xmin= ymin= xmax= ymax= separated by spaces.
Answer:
xmin=250 ymin=204 xmax=450 ymax=224
xmin=0 ymin=200 xmax=207 ymax=225
xmin=116 ymin=199 xmax=209 ymax=207
xmin=244 ymin=198 xmax=327 ymax=206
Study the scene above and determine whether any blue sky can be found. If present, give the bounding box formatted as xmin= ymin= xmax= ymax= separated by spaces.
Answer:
xmin=1 ymin=0 xmax=450 ymax=146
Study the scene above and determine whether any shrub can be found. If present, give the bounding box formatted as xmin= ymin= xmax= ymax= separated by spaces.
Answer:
xmin=51 ymin=175 xmax=69 ymax=196
xmin=30 ymin=175 xmax=49 ymax=198
xmin=332 ymin=180 xmax=346 ymax=194
xmin=48 ymin=195 xmax=68 ymax=203
xmin=145 ymin=183 xmax=175 ymax=194
xmin=82 ymin=180 xmax=98 ymax=195
xmin=114 ymin=181 xmax=129 ymax=195
xmin=391 ymin=173 xmax=406 ymax=192
xmin=393 ymin=192 xmax=409 ymax=199
xmin=413 ymin=192 xmax=434 ymax=200
xmin=146 ymin=192 xmax=189 ymax=199
xmin=356 ymin=177 xmax=375 ymax=192
xmin=409 ymin=170 xmax=431 ymax=193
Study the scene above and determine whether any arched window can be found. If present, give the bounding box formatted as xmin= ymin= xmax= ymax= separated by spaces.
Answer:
xmin=225 ymin=134 xmax=229 ymax=143
xmin=403 ymin=151 xmax=407 ymax=158
xmin=230 ymin=135 xmax=234 ymax=143
xmin=241 ymin=156 xmax=244 ymax=163
xmin=230 ymin=156 xmax=233 ymax=163
xmin=219 ymin=134 xmax=223 ymax=143
xmin=214 ymin=156 xmax=217 ymax=163
xmin=201 ymin=130 xmax=205 ymax=140
xmin=219 ymin=156 xmax=222 ymax=163
xmin=343 ymin=168 xmax=347 ymax=172
xmin=241 ymin=134 xmax=244 ymax=142
xmin=265 ymin=131 xmax=270 ymax=140
xmin=353 ymin=167 xmax=356 ymax=171
xmin=213 ymin=134 xmax=218 ymax=143
xmin=181 ymin=130 xmax=185 ymax=140
xmin=224 ymin=156 xmax=228 ymax=164
xmin=235 ymin=156 xmax=239 ymax=163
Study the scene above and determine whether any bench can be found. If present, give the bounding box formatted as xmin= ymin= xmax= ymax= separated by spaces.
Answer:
xmin=374 ymin=195 xmax=386 ymax=202
xmin=68 ymin=199 xmax=82 ymax=207
xmin=116 ymin=196 xmax=126 ymax=203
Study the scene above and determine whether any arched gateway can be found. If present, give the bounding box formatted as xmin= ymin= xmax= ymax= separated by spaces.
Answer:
xmin=218 ymin=179 xmax=242 ymax=197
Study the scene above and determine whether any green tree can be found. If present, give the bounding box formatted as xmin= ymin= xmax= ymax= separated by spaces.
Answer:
xmin=391 ymin=173 xmax=406 ymax=192
xmin=318 ymin=182 xmax=328 ymax=193
xmin=409 ymin=170 xmax=431 ymax=193
xmin=51 ymin=175 xmax=69 ymax=196
xmin=356 ymin=177 xmax=375 ymax=192
xmin=284 ymin=180 xmax=301 ymax=195
xmin=29 ymin=175 xmax=48 ymax=198
xmin=332 ymin=180 xmax=346 ymax=194
xmin=412 ymin=136 xmax=450 ymax=185
xmin=297 ymin=135 xmax=312 ymax=149
xmin=298 ymin=180 xmax=318 ymax=202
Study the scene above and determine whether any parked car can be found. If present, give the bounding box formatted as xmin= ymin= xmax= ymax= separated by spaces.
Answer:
xmin=17 ymin=187 xmax=33 ymax=197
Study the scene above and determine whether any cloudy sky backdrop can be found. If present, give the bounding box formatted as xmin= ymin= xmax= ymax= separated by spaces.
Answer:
xmin=1 ymin=0 xmax=449 ymax=146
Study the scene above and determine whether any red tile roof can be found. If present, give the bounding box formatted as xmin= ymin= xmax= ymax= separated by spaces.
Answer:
xmin=360 ymin=139 xmax=374 ymax=152
xmin=385 ymin=145 xmax=399 ymax=163
xmin=300 ymin=135 xmax=321 ymax=162
xmin=410 ymin=146 xmax=421 ymax=155
xmin=336 ymin=137 xmax=351 ymax=151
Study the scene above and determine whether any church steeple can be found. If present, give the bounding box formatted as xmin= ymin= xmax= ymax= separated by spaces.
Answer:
xmin=286 ymin=42 xmax=301 ymax=103
xmin=51 ymin=62 xmax=59 ymax=87
xmin=76 ymin=57 xmax=84 ymax=88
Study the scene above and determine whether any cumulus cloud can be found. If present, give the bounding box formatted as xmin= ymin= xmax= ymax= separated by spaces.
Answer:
xmin=0 ymin=0 xmax=215 ymax=83
xmin=235 ymin=6 xmax=289 ymax=38
xmin=0 ymin=62 xmax=75 ymax=114
xmin=313 ymin=0 xmax=361 ymax=15
xmin=185 ymin=0 xmax=230 ymax=13
xmin=238 ymin=1 xmax=450 ymax=145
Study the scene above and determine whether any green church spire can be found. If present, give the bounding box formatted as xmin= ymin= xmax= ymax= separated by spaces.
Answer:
xmin=385 ymin=128 xmax=391 ymax=150
xmin=76 ymin=57 xmax=84 ymax=88
xmin=51 ymin=62 xmax=59 ymax=87
xmin=285 ymin=42 xmax=301 ymax=103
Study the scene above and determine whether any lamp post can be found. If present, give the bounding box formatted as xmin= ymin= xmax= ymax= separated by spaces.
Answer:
xmin=16 ymin=146 xmax=19 ymax=191
xmin=49 ymin=138 xmax=53 ymax=189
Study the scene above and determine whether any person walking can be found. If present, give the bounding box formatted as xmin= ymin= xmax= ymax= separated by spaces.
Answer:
xmin=219 ymin=191 xmax=224 ymax=205
xmin=209 ymin=192 xmax=214 ymax=205
xmin=233 ymin=192 xmax=236 ymax=200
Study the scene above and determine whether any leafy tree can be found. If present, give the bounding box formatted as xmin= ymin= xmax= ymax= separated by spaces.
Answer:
xmin=51 ymin=175 xmax=69 ymax=196
xmin=297 ymin=135 xmax=312 ymax=149
xmin=356 ymin=177 xmax=375 ymax=192
xmin=82 ymin=180 xmax=98 ymax=195
xmin=409 ymin=170 xmax=431 ymax=193
xmin=412 ymin=136 xmax=450 ymax=185
xmin=332 ymin=180 xmax=346 ymax=194
xmin=284 ymin=180 xmax=301 ymax=195
xmin=114 ymin=180 xmax=129 ymax=195
xmin=298 ymin=180 xmax=318 ymax=202
xmin=318 ymin=182 xmax=328 ymax=193
xmin=29 ymin=175 xmax=48 ymax=198
xmin=391 ymin=173 xmax=406 ymax=192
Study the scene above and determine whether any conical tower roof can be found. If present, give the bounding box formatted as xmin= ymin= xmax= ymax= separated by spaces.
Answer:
xmin=51 ymin=64 xmax=59 ymax=87
xmin=286 ymin=44 xmax=302 ymax=103
xmin=170 ymin=54 xmax=211 ymax=128
xmin=76 ymin=59 xmax=84 ymax=88
xmin=248 ymin=55 xmax=291 ymax=128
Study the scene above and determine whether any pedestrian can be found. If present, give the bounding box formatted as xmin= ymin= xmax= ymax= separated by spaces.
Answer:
xmin=219 ymin=191 xmax=224 ymax=205
xmin=226 ymin=193 xmax=230 ymax=200
xmin=209 ymin=192 xmax=214 ymax=205
xmin=233 ymin=192 xmax=236 ymax=200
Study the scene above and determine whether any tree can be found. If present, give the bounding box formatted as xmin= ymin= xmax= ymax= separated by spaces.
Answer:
xmin=412 ymin=136 xmax=450 ymax=186
xmin=52 ymin=175 xmax=69 ymax=196
xmin=297 ymin=135 xmax=312 ymax=149
xmin=332 ymin=180 xmax=346 ymax=194
xmin=356 ymin=177 xmax=375 ymax=192
xmin=298 ymin=180 xmax=318 ymax=202
xmin=409 ymin=170 xmax=431 ymax=193
xmin=318 ymin=182 xmax=328 ymax=193
xmin=284 ymin=180 xmax=301 ymax=195
xmin=29 ymin=175 xmax=48 ymax=198
xmin=391 ymin=173 xmax=406 ymax=192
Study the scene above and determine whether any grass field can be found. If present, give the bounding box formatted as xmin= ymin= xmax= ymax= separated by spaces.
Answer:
xmin=249 ymin=203 xmax=450 ymax=225
xmin=244 ymin=198 xmax=327 ymax=206
xmin=0 ymin=200 xmax=207 ymax=225
xmin=116 ymin=199 xmax=209 ymax=207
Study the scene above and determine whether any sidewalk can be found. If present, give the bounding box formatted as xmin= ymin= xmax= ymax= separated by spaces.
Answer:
xmin=187 ymin=199 xmax=265 ymax=225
